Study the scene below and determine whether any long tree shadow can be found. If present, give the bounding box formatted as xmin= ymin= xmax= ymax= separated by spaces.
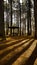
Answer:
xmin=0 ymin=38 xmax=25 ymax=50
xmin=0 ymin=39 xmax=29 ymax=59
xmin=5 ymin=40 xmax=34 ymax=65
xmin=25 ymin=44 xmax=37 ymax=65
xmin=0 ymin=37 xmax=33 ymax=50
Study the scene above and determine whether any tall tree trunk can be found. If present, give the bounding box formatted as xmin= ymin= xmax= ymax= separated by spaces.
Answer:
xmin=29 ymin=7 xmax=31 ymax=35
xmin=19 ymin=3 xmax=21 ymax=36
xmin=10 ymin=0 xmax=12 ymax=35
xmin=27 ymin=11 xmax=29 ymax=35
xmin=0 ymin=0 xmax=5 ymax=40
xmin=27 ymin=0 xmax=31 ymax=35
xmin=34 ymin=0 xmax=37 ymax=38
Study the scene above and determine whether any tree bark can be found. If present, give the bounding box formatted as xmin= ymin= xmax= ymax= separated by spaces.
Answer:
xmin=18 ymin=1 xmax=21 ymax=36
xmin=0 ymin=0 xmax=5 ymax=40
xmin=10 ymin=0 xmax=12 ymax=35
xmin=27 ymin=0 xmax=31 ymax=35
xmin=34 ymin=0 xmax=37 ymax=38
